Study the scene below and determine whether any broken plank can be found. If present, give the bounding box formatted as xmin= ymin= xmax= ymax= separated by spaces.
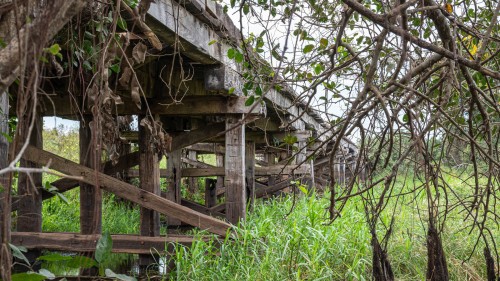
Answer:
xmin=22 ymin=146 xmax=232 ymax=236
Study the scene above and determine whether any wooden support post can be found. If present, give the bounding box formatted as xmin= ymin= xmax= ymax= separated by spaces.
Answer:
xmin=187 ymin=150 xmax=198 ymax=194
xmin=138 ymin=116 xmax=161 ymax=267
xmin=79 ymin=116 xmax=102 ymax=235
xmin=225 ymin=115 xmax=246 ymax=224
xmin=0 ymin=91 xmax=11 ymax=280
xmin=16 ymin=114 xmax=42 ymax=265
xmin=166 ymin=149 xmax=182 ymax=226
xmin=204 ymin=178 xmax=217 ymax=208
xmin=79 ymin=116 xmax=102 ymax=276
xmin=216 ymin=153 xmax=224 ymax=196
xmin=266 ymin=152 xmax=276 ymax=188
xmin=245 ymin=141 xmax=255 ymax=209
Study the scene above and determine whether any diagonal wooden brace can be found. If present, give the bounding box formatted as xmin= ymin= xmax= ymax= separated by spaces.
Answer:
xmin=22 ymin=146 xmax=232 ymax=236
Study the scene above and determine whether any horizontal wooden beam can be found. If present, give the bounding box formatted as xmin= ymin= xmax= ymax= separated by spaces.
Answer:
xmin=127 ymin=164 xmax=310 ymax=177
xmin=22 ymin=146 xmax=232 ymax=236
xmin=11 ymin=232 xmax=209 ymax=254
xmin=187 ymin=143 xmax=225 ymax=154
xmin=33 ymin=95 xmax=262 ymax=117
xmin=182 ymin=157 xmax=214 ymax=169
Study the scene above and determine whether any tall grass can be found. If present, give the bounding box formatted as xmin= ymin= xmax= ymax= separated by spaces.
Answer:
xmin=165 ymin=190 xmax=494 ymax=281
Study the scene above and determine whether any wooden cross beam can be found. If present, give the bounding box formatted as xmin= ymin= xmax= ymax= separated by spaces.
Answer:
xmin=11 ymin=232 xmax=212 ymax=255
xmin=22 ymin=146 xmax=231 ymax=236
xmin=126 ymin=164 xmax=311 ymax=177
xmin=33 ymin=95 xmax=262 ymax=117
xmin=12 ymin=123 xmax=227 ymax=211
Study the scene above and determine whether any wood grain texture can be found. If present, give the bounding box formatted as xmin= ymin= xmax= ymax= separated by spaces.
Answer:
xmin=22 ymin=146 xmax=232 ymax=236
xmin=79 ymin=117 xmax=102 ymax=235
xmin=11 ymin=232 xmax=212 ymax=254
xmin=225 ymin=115 xmax=246 ymax=224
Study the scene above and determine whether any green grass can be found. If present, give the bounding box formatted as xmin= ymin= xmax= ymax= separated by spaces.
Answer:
xmin=37 ymin=126 xmax=497 ymax=280
xmin=163 ymin=189 xmax=494 ymax=281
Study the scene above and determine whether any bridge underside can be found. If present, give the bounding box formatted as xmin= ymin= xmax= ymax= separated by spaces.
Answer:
xmin=3 ymin=0 xmax=359 ymax=273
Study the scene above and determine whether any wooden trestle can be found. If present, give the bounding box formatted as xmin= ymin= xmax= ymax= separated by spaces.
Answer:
xmin=0 ymin=0 xmax=360 ymax=274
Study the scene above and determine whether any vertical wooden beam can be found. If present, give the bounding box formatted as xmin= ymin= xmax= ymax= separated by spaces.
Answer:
xmin=79 ymin=116 xmax=102 ymax=235
xmin=138 ymin=116 xmax=161 ymax=266
xmin=0 ymin=91 xmax=11 ymax=280
xmin=187 ymin=150 xmax=198 ymax=194
xmin=225 ymin=115 xmax=246 ymax=224
xmin=204 ymin=178 xmax=217 ymax=208
xmin=165 ymin=149 xmax=182 ymax=226
xmin=245 ymin=141 xmax=255 ymax=209
xmin=215 ymin=153 xmax=224 ymax=195
xmin=266 ymin=152 xmax=276 ymax=187
xmin=16 ymin=114 xmax=42 ymax=265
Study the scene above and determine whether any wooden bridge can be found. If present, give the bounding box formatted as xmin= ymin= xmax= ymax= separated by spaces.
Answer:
xmin=0 ymin=0 xmax=359 ymax=273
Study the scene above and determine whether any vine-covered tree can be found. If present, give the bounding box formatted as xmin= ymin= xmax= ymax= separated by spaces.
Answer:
xmin=224 ymin=0 xmax=499 ymax=280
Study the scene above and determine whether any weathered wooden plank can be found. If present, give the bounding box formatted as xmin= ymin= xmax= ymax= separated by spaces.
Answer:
xmin=181 ymin=198 xmax=224 ymax=218
xmin=225 ymin=115 xmax=246 ymax=224
xmin=187 ymin=143 xmax=225 ymax=154
xmin=216 ymin=153 xmax=224 ymax=196
xmin=127 ymin=164 xmax=311 ymax=177
xmin=187 ymin=150 xmax=198 ymax=193
xmin=11 ymin=232 xmax=210 ymax=255
xmin=255 ymin=180 xmax=294 ymax=198
xmin=36 ymin=95 xmax=262 ymax=117
xmin=22 ymin=146 xmax=232 ymax=236
xmin=79 ymin=117 xmax=102 ymax=235
xmin=204 ymin=178 xmax=217 ymax=208
xmin=0 ymin=91 xmax=11 ymax=279
xmin=165 ymin=149 xmax=182 ymax=226
xmin=139 ymin=116 xmax=161 ymax=237
xmin=17 ymin=115 xmax=42 ymax=233
xmin=148 ymin=0 xmax=223 ymax=64
xmin=12 ymin=152 xmax=140 ymax=211
xmin=170 ymin=122 xmax=225 ymax=150
xmin=16 ymin=115 xmax=43 ymax=265
xmin=139 ymin=116 xmax=161 ymax=266
xmin=245 ymin=141 xmax=255 ymax=208
xmin=182 ymin=156 xmax=214 ymax=169
xmin=13 ymin=124 xmax=224 ymax=210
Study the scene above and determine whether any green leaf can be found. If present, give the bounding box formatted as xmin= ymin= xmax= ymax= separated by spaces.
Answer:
xmin=110 ymin=63 xmax=121 ymax=74
xmin=95 ymin=232 xmax=112 ymax=264
xmin=117 ymin=17 xmax=127 ymax=30
xmin=303 ymin=44 xmax=314 ymax=54
xmin=457 ymin=116 xmax=466 ymax=125
xmin=235 ymin=52 xmax=244 ymax=63
xmin=208 ymin=40 xmax=217 ymax=46
xmin=228 ymin=87 xmax=235 ymax=94
xmin=105 ymin=269 xmax=137 ymax=281
xmin=56 ymin=192 xmax=70 ymax=205
xmin=243 ymin=3 xmax=250 ymax=15
xmin=11 ymin=272 xmax=47 ymax=281
xmin=227 ymin=48 xmax=236 ymax=59
xmin=47 ymin=44 xmax=61 ymax=56
xmin=298 ymin=184 xmax=309 ymax=195
xmin=255 ymin=86 xmax=263 ymax=96
xmin=38 ymin=269 xmax=55 ymax=279
xmin=245 ymin=95 xmax=255 ymax=106
xmin=38 ymin=253 xmax=73 ymax=262
xmin=10 ymin=243 xmax=29 ymax=265
xmin=319 ymin=38 xmax=328 ymax=49
xmin=402 ymin=114 xmax=409 ymax=123
xmin=283 ymin=134 xmax=298 ymax=145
